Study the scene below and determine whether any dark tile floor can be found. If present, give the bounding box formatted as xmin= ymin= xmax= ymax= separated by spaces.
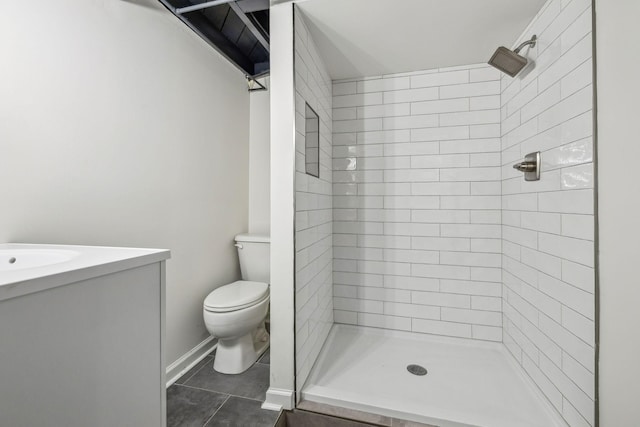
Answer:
xmin=276 ymin=410 xmax=380 ymax=427
xmin=167 ymin=348 xmax=279 ymax=427
xmin=167 ymin=348 xmax=433 ymax=427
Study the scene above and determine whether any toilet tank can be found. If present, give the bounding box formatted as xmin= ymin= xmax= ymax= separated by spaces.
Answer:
xmin=235 ymin=234 xmax=270 ymax=283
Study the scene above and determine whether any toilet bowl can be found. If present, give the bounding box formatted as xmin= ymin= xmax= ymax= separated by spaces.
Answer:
xmin=203 ymin=280 xmax=270 ymax=374
xmin=203 ymin=234 xmax=270 ymax=374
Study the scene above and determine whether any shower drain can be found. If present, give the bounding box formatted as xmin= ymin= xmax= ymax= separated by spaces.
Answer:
xmin=407 ymin=364 xmax=428 ymax=376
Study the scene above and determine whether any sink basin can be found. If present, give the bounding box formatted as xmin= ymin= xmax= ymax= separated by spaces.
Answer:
xmin=0 ymin=249 xmax=80 ymax=271
xmin=0 ymin=243 xmax=170 ymax=294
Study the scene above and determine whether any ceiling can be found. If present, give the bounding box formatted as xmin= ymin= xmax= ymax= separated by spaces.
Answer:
xmin=296 ymin=0 xmax=547 ymax=80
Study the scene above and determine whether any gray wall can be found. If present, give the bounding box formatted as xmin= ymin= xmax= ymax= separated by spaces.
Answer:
xmin=0 ymin=0 xmax=250 ymax=366
xmin=249 ymin=78 xmax=271 ymax=235
xmin=596 ymin=0 xmax=640 ymax=425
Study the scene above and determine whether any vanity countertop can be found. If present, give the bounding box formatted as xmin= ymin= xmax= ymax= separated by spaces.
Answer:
xmin=0 ymin=243 xmax=170 ymax=302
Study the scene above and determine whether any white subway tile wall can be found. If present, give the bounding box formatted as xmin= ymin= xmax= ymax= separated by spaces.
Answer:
xmin=294 ymin=1 xmax=595 ymax=424
xmin=501 ymin=0 xmax=594 ymax=425
xmin=332 ymin=62 xmax=503 ymax=341
xmin=294 ymin=9 xmax=333 ymax=392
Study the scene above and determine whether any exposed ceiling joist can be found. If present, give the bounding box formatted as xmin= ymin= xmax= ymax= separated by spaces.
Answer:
xmin=228 ymin=1 xmax=270 ymax=53
xmin=236 ymin=0 xmax=270 ymax=13
xmin=158 ymin=0 xmax=270 ymax=77
xmin=175 ymin=0 xmax=234 ymax=15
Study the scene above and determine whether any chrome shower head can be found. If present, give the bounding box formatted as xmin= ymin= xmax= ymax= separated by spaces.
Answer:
xmin=488 ymin=35 xmax=537 ymax=77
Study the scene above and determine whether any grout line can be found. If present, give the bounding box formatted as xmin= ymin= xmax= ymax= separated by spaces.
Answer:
xmin=506 ymin=315 xmax=596 ymax=400
xmin=503 ymin=291 xmax=595 ymax=352
xmin=500 ymin=102 xmax=592 ymax=142
xmin=173 ymin=383 xmax=228 ymax=398
xmin=177 ymin=384 xmax=269 ymax=404
xmin=176 ymin=356 xmax=214 ymax=385
xmin=503 ymin=57 xmax=592 ymax=117
xmin=202 ymin=394 xmax=231 ymax=427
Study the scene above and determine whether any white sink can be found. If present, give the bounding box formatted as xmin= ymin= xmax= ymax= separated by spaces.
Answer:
xmin=0 ymin=248 xmax=79 ymax=271
xmin=0 ymin=243 xmax=170 ymax=296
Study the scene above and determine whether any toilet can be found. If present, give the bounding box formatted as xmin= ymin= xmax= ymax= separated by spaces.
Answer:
xmin=203 ymin=234 xmax=270 ymax=374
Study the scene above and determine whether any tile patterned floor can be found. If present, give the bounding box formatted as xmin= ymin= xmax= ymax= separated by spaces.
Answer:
xmin=167 ymin=348 xmax=433 ymax=426
xmin=277 ymin=410 xmax=377 ymax=427
xmin=167 ymin=349 xmax=279 ymax=427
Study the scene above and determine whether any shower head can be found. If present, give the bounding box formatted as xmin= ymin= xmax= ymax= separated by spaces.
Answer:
xmin=488 ymin=35 xmax=537 ymax=77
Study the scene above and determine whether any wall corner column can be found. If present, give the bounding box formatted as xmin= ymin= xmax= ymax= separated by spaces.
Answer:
xmin=264 ymin=1 xmax=296 ymax=411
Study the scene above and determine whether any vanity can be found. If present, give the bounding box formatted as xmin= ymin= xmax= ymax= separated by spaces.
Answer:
xmin=0 ymin=243 xmax=170 ymax=427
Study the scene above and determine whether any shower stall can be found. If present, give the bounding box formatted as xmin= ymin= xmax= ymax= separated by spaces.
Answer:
xmin=271 ymin=0 xmax=596 ymax=426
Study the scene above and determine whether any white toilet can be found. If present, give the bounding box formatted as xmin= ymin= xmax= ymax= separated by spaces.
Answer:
xmin=203 ymin=234 xmax=270 ymax=374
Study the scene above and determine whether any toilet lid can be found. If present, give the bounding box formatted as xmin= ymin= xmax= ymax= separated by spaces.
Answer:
xmin=204 ymin=280 xmax=269 ymax=312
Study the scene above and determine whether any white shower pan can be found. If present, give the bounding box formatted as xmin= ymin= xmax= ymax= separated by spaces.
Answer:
xmin=302 ymin=324 xmax=567 ymax=427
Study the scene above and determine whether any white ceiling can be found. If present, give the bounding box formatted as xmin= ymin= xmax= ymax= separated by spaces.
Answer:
xmin=295 ymin=0 xmax=547 ymax=80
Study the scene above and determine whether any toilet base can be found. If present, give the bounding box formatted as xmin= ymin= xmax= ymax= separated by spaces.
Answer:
xmin=213 ymin=323 xmax=270 ymax=374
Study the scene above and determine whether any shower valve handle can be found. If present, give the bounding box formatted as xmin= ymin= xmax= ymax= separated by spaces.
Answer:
xmin=512 ymin=151 xmax=541 ymax=181
xmin=513 ymin=162 xmax=536 ymax=172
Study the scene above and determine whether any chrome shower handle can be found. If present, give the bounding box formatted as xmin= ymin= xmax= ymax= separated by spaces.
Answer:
xmin=513 ymin=161 xmax=536 ymax=172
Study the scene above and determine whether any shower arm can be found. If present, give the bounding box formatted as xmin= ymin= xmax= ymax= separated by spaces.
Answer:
xmin=513 ymin=35 xmax=537 ymax=54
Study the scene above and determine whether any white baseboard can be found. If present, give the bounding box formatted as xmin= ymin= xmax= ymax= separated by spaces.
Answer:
xmin=262 ymin=387 xmax=294 ymax=411
xmin=166 ymin=336 xmax=217 ymax=387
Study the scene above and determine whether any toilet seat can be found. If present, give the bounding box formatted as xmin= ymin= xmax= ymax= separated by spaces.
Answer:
xmin=204 ymin=280 xmax=269 ymax=313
